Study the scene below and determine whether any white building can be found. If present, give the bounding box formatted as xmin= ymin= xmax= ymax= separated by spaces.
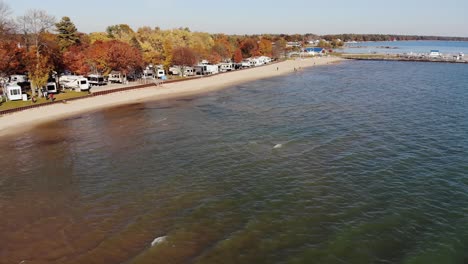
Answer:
xmin=429 ymin=50 xmax=441 ymax=57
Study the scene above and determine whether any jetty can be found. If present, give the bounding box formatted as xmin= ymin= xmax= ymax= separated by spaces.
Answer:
xmin=342 ymin=53 xmax=468 ymax=64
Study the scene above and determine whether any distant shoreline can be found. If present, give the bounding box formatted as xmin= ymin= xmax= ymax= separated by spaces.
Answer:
xmin=0 ymin=57 xmax=344 ymax=138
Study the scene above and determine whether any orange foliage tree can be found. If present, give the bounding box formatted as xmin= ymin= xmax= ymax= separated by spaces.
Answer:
xmin=258 ymin=39 xmax=272 ymax=56
xmin=233 ymin=48 xmax=243 ymax=63
xmin=63 ymin=45 xmax=89 ymax=75
xmin=106 ymin=40 xmax=144 ymax=74
xmin=0 ymin=41 xmax=27 ymax=77
xmin=240 ymin=38 xmax=258 ymax=58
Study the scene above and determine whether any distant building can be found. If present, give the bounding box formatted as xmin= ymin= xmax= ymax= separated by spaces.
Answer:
xmin=429 ymin=50 xmax=441 ymax=57
xmin=304 ymin=47 xmax=325 ymax=55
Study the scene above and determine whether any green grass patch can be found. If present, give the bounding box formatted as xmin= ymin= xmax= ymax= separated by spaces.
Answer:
xmin=0 ymin=91 xmax=89 ymax=111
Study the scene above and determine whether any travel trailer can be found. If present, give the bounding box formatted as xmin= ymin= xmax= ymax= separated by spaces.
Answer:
xmin=59 ymin=76 xmax=90 ymax=91
xmin=241 ymin=59 xmax=252 ymax=68
xmin=4 ymin=83 xmax=23 ymax=101
xmin=169 ymin=66 xmax=195 ymax=76
xmin=108 ymin=71 xmax=126 ymax=83
xmin=9 ymin=75 xmax=28 ymax=83
xmin=45 ymin=82 xmax=58 ymax=94
xmin=218 ymin=63 xmax=234 ymax=72
xmin=142 ymin=68 xmax=155 ymax=79
xmin=194 ymin=64 xmax=219 ymax=75
xmin=156 ymin=69 xmax=166 ymax=79
xmin=87 ymin=74 xmax=106 ymax=86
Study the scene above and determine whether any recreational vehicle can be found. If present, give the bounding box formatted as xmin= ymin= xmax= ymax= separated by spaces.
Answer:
xmin=87 ymin=74 xmax=106 ymax=86
xmin=156 ymin=69 xmax=166 ymax=79
xmin=60 ymin=76 xmax=90 ymax=91
xmin=9 ymin=75 xmax=28 ymax=83
xmin=241 ymin=59 xmax=252 ymax=68
xmin=218 ymin=63 xmax=234 ymax=72
xmin=194 ymin=64 xmax=219 ymax=75
xmin=169 ymin=66 xmax=195 ymax=76
xmin=108 ymin=71 xmax=126 ymax=83
xmin=4 ymin=83 xmax=23 ymax=101
xmin=45 ymin=82 xmax=58 ymax=94
xmin=142 ymin=68 xmax=155 ymax=79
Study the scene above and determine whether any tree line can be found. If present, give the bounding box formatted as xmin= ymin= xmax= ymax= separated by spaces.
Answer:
xmin=322 ymin=34 xmax=468 ymax=42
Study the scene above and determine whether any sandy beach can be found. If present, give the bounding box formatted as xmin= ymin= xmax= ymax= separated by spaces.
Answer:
xmin=0 ymin=57 xmax=344 ymax=137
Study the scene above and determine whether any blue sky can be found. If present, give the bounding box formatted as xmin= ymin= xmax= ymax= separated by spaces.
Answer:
xmin=6 ymin=0 xmax=468 ymax=36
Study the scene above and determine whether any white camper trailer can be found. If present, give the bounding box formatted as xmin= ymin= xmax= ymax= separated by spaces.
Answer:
xmin=59 ymin=76 xmax=90 ymax=91
xmin=241 ymin=59 xmax=252 ymax=68
xmin=218 ymin=63 xmax=234 ymax=72
xmin=4 ymin=83 xmax=23 ymax=101
xmin=156 ymin=69 xmax=166 ymax=79
xmin=142 ymin=68 xmax=155 ymax=79
xmin=87 ymin=74 xmax=106 ymax=86
xmin=9 ymin=75 xmax=28 ymax=83
xmin=108 ymin=71 xmax=126 ymax=83
xmin=45 ymin=82 xmax=58 ymax=94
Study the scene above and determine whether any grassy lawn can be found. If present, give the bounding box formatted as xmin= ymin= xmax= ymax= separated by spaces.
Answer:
xmin=0 ymin=91 xmax=89 ymax=111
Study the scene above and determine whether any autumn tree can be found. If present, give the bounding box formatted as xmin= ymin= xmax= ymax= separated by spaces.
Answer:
xmin=55 ymin=16 xmax=80 ymax=51
xmin=26 ymin=48 xmax=52 ymax=95
xmin=212 ymin=35 xmax=233 ymax=61
xmin=85 ymin=40 xmax=143 ymax=75
xmin=0 ymin=42 xmax=27 ymax=77
xmin=106 ymin=40 xmax=143 ymax=74
xmin=63 ymin=45 xmax=89 ymax=75
xmin=171 ymin=47 xmax=197 ymax=77
xmin=240 ymin=38 xmax=258 ymax=58
xmin=233 ymin=48 xmax=243 ymax=63
xmin=258 ymin=39 xmax=272 ymax=56
xmin=106 ymin=24 xmax=134 ymax=42
xmin=17 ymin=9 xmax=55 ymax=96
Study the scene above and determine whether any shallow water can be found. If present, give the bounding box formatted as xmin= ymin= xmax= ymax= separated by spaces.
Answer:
xmin=1 ymin=61 xmax=468 ymax=263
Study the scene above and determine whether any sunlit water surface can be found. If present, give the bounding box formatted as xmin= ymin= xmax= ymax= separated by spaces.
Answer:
xmin=1 ymin=61 xmax=467 ymax=264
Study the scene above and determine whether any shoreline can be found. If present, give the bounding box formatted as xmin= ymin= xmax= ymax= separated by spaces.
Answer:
xmin=0 ymin=57 xmax=344 ymax=137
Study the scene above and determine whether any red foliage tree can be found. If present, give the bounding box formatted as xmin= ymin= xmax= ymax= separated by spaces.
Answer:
xmin=106 ymin=40 xmax=143 ymax=74
xmin=240 ymin=38 xmax=258 ymax=58
xmin=0 ymin=41 xmax=27 ymax=76
xmin=171 ymin=46 xmax=197 ymax=67
xmin=233 ymin=48 xmax=243 ymax=63
xmin=85 ymin=40 xmax=143 ymax=75
xmin=171 ymin=47 xmax=197 ymax=77
xmin=63 ymin=45 xmax=89 ymax=75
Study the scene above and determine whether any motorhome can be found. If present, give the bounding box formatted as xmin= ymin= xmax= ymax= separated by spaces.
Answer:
xmin=108 ymin=71 xmax=126 ymax=83
xmin=4 ymin=83 xmax=23 ymax=101
xmin=87 ymin=74 xmax=106 ymax=86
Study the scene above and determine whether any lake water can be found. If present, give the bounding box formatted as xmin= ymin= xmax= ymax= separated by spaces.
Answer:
xmin=1 ymin=61 xmax=468 ymax=263
xmin=341 ymin=40 xmax=468 ymax=55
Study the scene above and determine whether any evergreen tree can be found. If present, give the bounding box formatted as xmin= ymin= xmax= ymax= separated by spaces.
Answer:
xmin=55 ymin=16 xmax=79 ymax=51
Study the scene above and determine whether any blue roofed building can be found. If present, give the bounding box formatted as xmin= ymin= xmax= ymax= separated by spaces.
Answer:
xmin=304 ymin=47 xmax=326 ymax=55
